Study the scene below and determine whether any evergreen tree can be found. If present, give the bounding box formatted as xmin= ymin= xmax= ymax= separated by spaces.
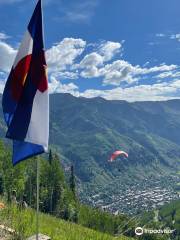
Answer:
xmin=40 ymin=152 xmax=64 ymax=214
xmin=0 ymin=142 xmax=25 ymax=202
xmin=0 ymin=174 xmax=3 ymax=195
xmin=24 ymin=158 xmax=37 ymax=207
xmin=69 ymin=165 xmax=76 ymax=195
xmin=49 ymin=149 xmax=53 ymax=165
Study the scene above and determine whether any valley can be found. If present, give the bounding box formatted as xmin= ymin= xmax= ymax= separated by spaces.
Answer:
xmin=81 ymin=174 xmax=180 ymax=215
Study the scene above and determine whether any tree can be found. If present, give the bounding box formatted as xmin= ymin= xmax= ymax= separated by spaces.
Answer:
xmin=0 ymin=144 xmax=25 ymax=202
xmin=40 ymin=152 xmax=64 ymax=214
xmin=49 ymin=149 xmax=53 ymax=165
xmin=0 ymin=174 xmax=3 ymax=195
xmin=24 ymin=158 xmax=37 ymax=207
xmin=69 ymin=165 xmax=76 ymax=195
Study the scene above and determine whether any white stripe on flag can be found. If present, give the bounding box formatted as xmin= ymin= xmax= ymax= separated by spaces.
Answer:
xmin=13 ymin=31 xmax=33 ymax=68
xmin=25 ymin=90 xmax=49 ymax=151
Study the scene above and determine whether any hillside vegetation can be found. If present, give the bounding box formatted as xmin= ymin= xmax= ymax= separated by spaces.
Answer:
xmin=0 ymin=94 xmax=180 ymax=213
xmin=141 ymin=200 xmax=180 ymax=234
xmin=0 ymin=140 xmax=136 ymax=239
xmin=0 ymin=204 xmax=133 ymax=240
xmin=0 ymin=140 xmax=170 ymax=240
xmin=49 ymin=94 xmax=180 ymax=212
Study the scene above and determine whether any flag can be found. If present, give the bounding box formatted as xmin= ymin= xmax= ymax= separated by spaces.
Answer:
xmin=2 ymin=0 xmax=49 ymax=165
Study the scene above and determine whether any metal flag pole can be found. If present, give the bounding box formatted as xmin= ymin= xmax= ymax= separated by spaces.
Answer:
xmin=36 ymin=157 xmax=40 ymax=240
xmin=36 ymin=1 xmax=43 ymax=238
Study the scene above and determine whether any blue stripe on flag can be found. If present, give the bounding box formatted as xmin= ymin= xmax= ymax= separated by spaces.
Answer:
xmin=6 ymin=73 xmax=37 ymax=140
xmin=2 ymin=69 xmax=18 ymax=126
xmin=28 ymin=0 xmax=44 ymax=51
xmin=13 ymin=140 xmax=44 ymax=165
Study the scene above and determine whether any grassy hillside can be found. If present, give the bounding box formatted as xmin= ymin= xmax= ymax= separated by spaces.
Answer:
xmin=0 ymin=204 xmax=132 ymax=240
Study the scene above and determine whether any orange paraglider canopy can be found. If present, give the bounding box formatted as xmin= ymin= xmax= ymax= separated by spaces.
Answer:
xmin=108 ymin=150 xmax=128 ymax=162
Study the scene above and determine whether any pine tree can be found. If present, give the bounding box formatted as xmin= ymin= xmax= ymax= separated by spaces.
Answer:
xmin=0 ymin=174 xmax=3 ymax=195
xmin=69 ymin=165 xmax=76 ymax=195
xmin=40 ymin=152 xmax=64 ymax=214
xmin=49 ymin=149 xmax=53 ymax=165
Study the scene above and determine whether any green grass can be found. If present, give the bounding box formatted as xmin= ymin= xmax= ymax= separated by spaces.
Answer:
xmin=0 ymin=204 xmax=133 ymax=240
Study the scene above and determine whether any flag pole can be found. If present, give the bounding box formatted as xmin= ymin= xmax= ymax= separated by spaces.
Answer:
xmin=36 ymin=157 xmax=40 ymax=240
xmin=36 ymin=2 xmax=42 ymax=238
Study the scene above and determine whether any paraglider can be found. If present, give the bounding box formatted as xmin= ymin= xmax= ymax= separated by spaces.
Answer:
xmin=108 ymin=150 xmax=128 ymax=162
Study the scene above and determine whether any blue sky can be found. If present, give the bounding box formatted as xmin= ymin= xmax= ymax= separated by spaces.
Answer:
xmin=1 ymin=0 xmax=180 ymax=101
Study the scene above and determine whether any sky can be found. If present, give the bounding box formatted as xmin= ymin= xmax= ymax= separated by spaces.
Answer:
xmin=1 ymin=0 xmax=180 ymax=101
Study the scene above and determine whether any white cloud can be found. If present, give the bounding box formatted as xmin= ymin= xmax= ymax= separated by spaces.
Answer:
xmin=51 ymin=71 xmax=78 ymax=80
xmin=101 ymin=60 xmax=136 ymax=85
xmin=78 ymin=52 xmax=103 ymax=78
xmin=156 ymin=32 xmax=180 ymax=42
xmin=170 ymin=33 xmax=180 ymax=41
xmin=0 ymin=0 xmax=23 ymax=3
xmin=134 ymin=63 xmax=177 ymax=75
xmin=76 ymin=41 xmax=178 ymax=85
xmin=95 ymin=61 xmax=177 ymax=86
xmin=0 ymin=40 xmax=17 ymax=72
xmin=0 ymin=72 xmax=8 ymax=93
xmin=0 ymin=33 xmax=180 ymax=102
xmin=46 ymin=38 xmax=86 ymax=72
xmin=0 ymin=33 xmax=9 ymax=40
xmin=78 ymin=80 xmax=180 ymax=102
xmin=0 ymin=81 xmax=5 ymax=93
xmin=80 ymin=52 xmax=103 ymax=68
xmin=49 ymin=76 xmax=79 ymax=95
xmin=81 ymin=66 xmax=100 ymax=78
xmin=155 ymin=71 xmax=180 ymax=79
xmin=78 ymin=40 xmax=122 ymax=78
xmin=63 ymin=12 xmax=91 ymax=22
xmin=98 ymin=41 xmax=122 ymax=61
xmin=0 ymin=0 xmax=52 ymax=5
xmin=80 ymin=58 xmax=135 ymax=86
xmin=61 ymin=0 xmax=99 ymax=23
xmin=155 ymin=72 xmax=173 ymax=79
xmin=2 ymin=35 xmax=176 ymax=89
xmin=156 ymin=33 xmax=166 ymax=38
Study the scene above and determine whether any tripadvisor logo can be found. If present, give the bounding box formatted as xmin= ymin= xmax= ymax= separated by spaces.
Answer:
xmin=135 ymin=227 xmax=143 ymax=236
xmin=135 ymin=227 xmax=176 ymax=236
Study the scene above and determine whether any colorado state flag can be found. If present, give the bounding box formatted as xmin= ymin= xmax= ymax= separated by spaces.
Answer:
xmin=2 ymin=0 xmax=49 ymax=165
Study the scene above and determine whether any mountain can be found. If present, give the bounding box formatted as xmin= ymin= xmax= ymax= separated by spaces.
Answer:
xmin=0 ymin=93 xmax=180 ymax=214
